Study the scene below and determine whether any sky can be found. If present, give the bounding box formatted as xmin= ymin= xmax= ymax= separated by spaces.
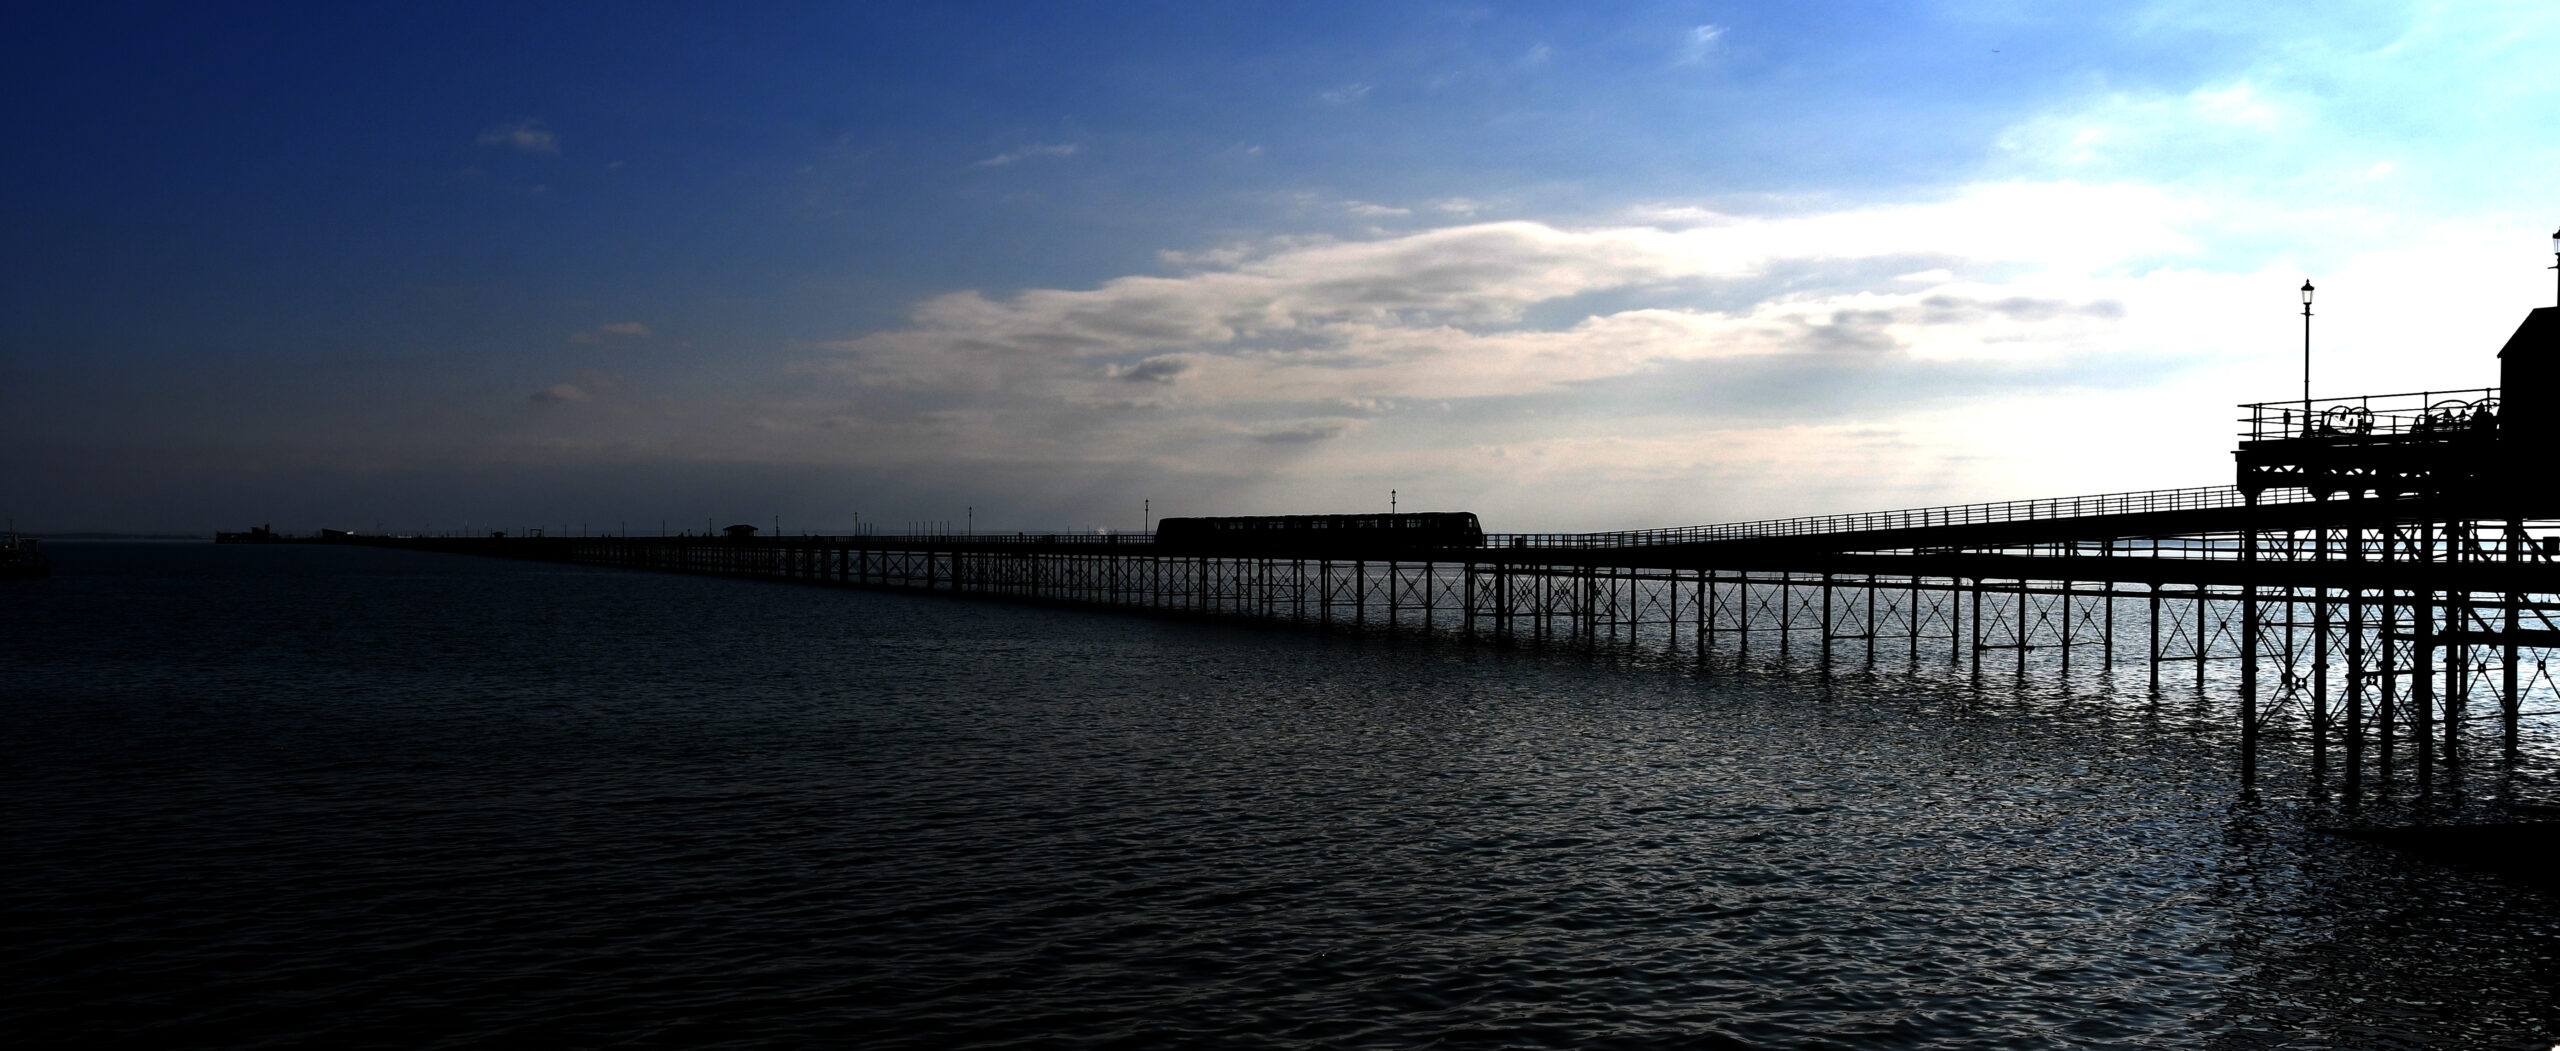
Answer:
xmin=4 ymin=1 xmax=2556 ymax=535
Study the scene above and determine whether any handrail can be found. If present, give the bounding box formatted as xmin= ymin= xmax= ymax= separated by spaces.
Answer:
xmin=2237 ymin=386 xmax=2500 ymax=409
xmin=1485 ymin=484 xmax=2313 ymax=550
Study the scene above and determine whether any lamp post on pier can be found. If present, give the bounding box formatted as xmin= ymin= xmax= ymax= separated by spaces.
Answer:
xmin=2300 ymin=279 xmax=2315 ymax=436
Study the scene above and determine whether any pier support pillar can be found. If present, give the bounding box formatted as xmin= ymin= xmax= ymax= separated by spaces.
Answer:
xmin=2240 ymin=496 xmax=2260 ymax=790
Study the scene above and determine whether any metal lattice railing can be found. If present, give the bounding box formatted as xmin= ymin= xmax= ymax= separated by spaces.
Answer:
xmin=1485 ymin=484 xmax=2320 ymax=550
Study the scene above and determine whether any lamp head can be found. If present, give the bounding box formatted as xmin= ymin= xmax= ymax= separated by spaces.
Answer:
xmin=2550 ymin=227 xmax=2559 ymax=255
xmin=2300 ymin=279 xmax=2314 ymax=307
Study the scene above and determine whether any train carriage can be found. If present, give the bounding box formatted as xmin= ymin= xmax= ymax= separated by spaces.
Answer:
xmin=1153 ymin=512 xmax=1484 ymax=554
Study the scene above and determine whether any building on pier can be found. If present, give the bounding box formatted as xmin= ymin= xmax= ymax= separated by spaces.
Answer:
xmin=2235 ymin=305 xmax=2553 ymax=502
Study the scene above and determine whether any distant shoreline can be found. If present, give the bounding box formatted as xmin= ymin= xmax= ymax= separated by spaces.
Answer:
xmin=31 ymin=533 xmax=210 ymax=542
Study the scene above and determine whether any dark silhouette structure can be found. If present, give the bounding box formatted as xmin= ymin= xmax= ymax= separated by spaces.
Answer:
xmin=0 ymin=532 xmax=47 ymax=578
xmin=2501 ymin=306 xmax=2557 ymax=447
xmin=1155 ymin=512 xmax=1483 ymax=554
xmin=213 ymin=524 xmax=282 ymax=544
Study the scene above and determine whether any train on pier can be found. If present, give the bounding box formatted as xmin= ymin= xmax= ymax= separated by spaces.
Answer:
xmin=1153 ymin=512 xmax=1484 ymax=554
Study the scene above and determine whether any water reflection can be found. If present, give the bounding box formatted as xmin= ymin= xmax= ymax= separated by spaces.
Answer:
xmin=1 ymin=544 xmax=2556 ymax=1048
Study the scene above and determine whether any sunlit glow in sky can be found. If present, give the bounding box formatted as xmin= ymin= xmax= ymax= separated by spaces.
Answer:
xmin=5 ymin=2 xmax=2557 ymax=533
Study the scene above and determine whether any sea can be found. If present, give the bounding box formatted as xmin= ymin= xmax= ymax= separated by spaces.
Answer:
xmin=5 ymin=542 xmax=2558 ymax=1049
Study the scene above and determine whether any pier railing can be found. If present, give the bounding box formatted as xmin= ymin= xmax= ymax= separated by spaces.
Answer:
xmin=2237 ymin=387 xmax=2499 ymax=441
xmin=1493 ymin=484 xmax=2322 ymax=551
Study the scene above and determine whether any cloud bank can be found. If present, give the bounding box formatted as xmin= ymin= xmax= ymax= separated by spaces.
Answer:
xmin=822 ymin=182 xmax=2184 ymax=414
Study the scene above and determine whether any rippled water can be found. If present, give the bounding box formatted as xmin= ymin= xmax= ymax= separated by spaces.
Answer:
xmin=6 ymin=543 xmax=2559 ymax=1049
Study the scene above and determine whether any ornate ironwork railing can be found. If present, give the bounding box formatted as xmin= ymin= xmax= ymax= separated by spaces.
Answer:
xmin=2238 ymin=388 xmax=2500 ymax=442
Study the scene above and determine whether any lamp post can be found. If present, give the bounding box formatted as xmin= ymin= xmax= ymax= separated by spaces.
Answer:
xmin=2300 ymin=279 xmax=2315 ymax=436
xmin=2549 ymin=227 xmax=2559 ymax=306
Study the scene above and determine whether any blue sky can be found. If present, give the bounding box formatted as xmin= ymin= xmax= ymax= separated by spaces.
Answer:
xmin=5 ymin=1 xmax=2556 ymax=533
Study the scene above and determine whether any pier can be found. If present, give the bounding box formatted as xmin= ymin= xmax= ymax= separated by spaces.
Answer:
xmin=326 ymin=307 xmax=2560 ymax=800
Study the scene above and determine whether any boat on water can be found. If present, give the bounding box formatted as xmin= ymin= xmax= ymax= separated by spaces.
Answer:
xmin=0 ymin=533 xmax=48 ymax=579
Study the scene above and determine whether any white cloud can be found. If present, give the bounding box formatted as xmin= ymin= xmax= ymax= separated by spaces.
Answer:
xmin=1676 ymin=25 xmax=1725 ymax=65
xmin=571 ymin=321 xmax=652 ymax=344
xmin=1251 ymin=419 xmax=1355 ymax=444
xmin=1318 ymin=83 xmax=1372 ymax=105
xmin=530 ymin=384 xmax=588 ymax=404
xmin=1989 ymin=6 xmax=2560 ymax=200
xmin=1622 ymin=203 xmax=1720 ymax=225
xmin=973 ymin=142 xmax=1083 ymax=167
xmin=1343 ymin=201 xmax=1411 ymax=217
xmin=1996 ymin=81 xmax=2306 ymax=171
xmin=1105 ymin=355 xmax=1190 ymax=384
xmin=2185 ymin=82 xmax=2285 ymax=130
xmin=477 ymin=119 xmax=557 ymax=155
